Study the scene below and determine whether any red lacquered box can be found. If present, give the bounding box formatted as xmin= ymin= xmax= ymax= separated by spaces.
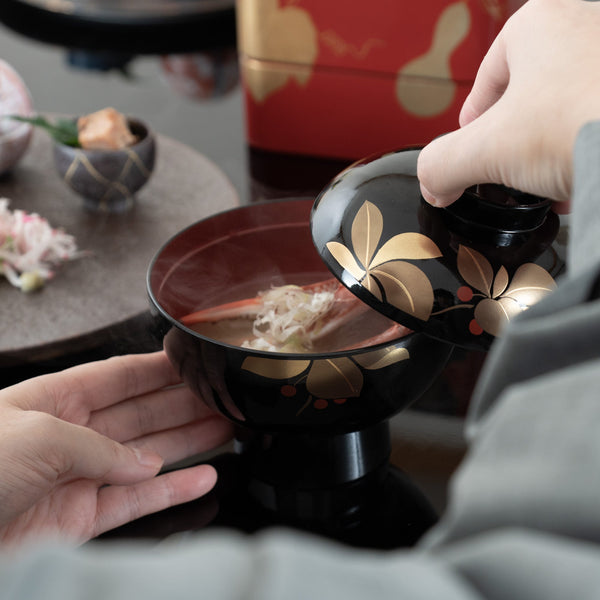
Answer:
xmin=237 ymin=0 xmax=522 ymax=160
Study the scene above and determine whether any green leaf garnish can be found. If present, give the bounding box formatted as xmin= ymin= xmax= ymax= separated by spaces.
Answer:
xmin=8 ymin=115 xmax=80 ymax=147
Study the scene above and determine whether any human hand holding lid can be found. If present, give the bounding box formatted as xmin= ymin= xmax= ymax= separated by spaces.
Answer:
xmin=417 ymin=0 xmax=600 ymax=209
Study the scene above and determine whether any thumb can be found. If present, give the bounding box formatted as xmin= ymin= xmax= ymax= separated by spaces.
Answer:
xmin=417 ymin=112 xmax=500 ymax=207
xmin=50 ymin=418 xmax=164 ymax=485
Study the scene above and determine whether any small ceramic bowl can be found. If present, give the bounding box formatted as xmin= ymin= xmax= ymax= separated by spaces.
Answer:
xmin=52 ymin=118 xmax=156 ymax=213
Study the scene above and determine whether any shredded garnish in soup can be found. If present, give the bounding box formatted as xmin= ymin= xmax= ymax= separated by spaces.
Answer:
xmin=242 ymin=283 xmax=336 ymax=352
xmin=182 ymin=278 xmax=405 ymax=354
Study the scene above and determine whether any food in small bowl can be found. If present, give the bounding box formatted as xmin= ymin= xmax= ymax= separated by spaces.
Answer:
xmin=76 ymin=107 xmax=138 ymax=150
xmin=15 ymin=108 xmax=156 ymax=213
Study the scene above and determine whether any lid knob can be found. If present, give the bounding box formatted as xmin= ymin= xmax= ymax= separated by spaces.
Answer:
xmin=444 ymin=184 xmax=552 ymax=234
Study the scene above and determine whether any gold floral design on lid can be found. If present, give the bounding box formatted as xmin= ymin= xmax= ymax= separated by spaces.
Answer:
xmin=325 ymin=200 xmax=442 ymax=321
xmin=455 ymin=245 xmax=557 ymax=336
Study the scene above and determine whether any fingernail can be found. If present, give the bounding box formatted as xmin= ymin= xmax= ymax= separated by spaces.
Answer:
xmin=133 ymin=447 xmax=163 ymax=470
xmin=419 ymin=183 xmax=442 ymax=207
xmin=419 ymin=183 xmax=462 ymax=208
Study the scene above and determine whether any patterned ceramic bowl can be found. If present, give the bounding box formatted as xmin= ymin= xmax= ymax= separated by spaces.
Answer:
xmin=52 ymin=118 xmax=155 ymax=213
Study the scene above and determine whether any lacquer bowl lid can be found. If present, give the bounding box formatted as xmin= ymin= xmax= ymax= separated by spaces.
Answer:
xmin=311 ymin=148 xmax=566 ymax=351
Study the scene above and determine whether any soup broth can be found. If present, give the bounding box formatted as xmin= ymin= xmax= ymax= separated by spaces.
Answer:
xmin=182 ymin=275 xmax=403 ymax=354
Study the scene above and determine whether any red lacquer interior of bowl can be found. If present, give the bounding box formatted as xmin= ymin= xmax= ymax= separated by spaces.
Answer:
xmin=149 ymin=199 xmax=330 ymax=324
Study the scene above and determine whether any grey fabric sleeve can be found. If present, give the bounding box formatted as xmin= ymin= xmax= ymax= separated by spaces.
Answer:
xmin=465 ymin=120 xmax=600 ymax=432
xmin=2 ymin=122 xmax=600 ymax=599
xmin=570 ymin=121 xmax=600 ymax=277
xmin=0 ymin=530 xmax=479 ymax=600
xmin=421 ymin=357 xmax=600 ymax=549
xmin=419 ymin=121 xmax=600 ymax=569
xmin=439 ymin=530 xmax=600 ymax=600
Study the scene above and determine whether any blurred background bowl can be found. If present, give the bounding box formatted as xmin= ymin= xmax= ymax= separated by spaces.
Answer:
xmin=52 ymin=117 xmax=155 ymax=213
xmin=0 ymin=58 xmax=34 ymax=175
xmin=0 ymin=120 xmax=32 ymax=175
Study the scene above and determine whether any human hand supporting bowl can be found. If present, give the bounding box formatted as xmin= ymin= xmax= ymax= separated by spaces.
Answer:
xmin=0 ymin=352 xmax=233 ymax=547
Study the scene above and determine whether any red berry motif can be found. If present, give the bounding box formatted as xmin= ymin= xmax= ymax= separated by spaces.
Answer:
xmin=457 ymin=286 xmax=474 ymax=302
xmin=469 ymin=319 xmax=483 ymax=335
xmin=280 ymin=384 xmax=297 ymax=397
xmin=314 ymin=399 xmax=328 ymax=410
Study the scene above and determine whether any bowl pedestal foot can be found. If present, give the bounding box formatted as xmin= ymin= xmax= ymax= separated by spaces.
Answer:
xmin=99 ymin=420 xmax=437 ymax=549
xmin=209 ymin=420 xmax=438 ymax=549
